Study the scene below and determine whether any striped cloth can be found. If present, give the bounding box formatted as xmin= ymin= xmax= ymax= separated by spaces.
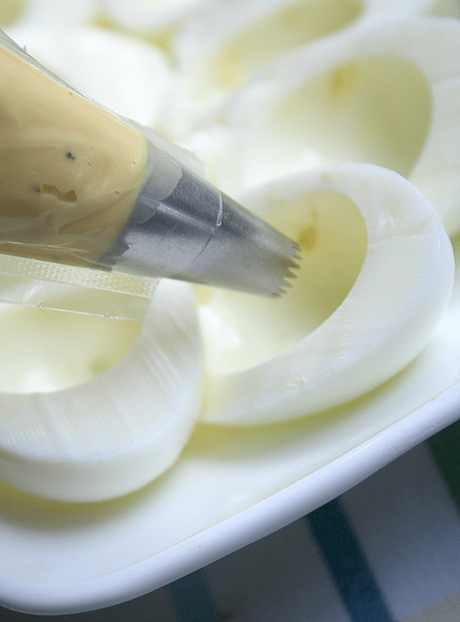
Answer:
xmin=2 ymin=417 xmax=460 ymax=622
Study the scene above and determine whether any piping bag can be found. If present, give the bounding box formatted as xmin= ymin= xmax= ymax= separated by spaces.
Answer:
xmin=0 ymin=29 xmax=299 ymax=320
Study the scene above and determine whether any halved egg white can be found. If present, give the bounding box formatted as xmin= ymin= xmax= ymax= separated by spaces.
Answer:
xmin=199 ymin=164 xmax=454 ymax=426
xmin=0 ymin=0 xmax=95 ymax=29
xmin=201 ymin=18 xmax=460 ymax=236
xmin=95 ymin=0 xmax=208 ymax=34
xmin=163 ymin=0 xmax=391 ymax=136
xmin=0 ymin=279 xmax=203 ymax=502
xmin=170 ymin=0 xmax=459 ymax=115
xmin=173 ymin=0 xmax=360 ymax=93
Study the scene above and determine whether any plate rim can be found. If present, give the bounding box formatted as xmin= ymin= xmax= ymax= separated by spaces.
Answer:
xmin=3 ymin=379 xmax=460 ymax=615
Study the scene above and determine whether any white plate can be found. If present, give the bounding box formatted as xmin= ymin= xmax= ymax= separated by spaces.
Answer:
xmin=1 ymin=233 xmax=460 ymax=615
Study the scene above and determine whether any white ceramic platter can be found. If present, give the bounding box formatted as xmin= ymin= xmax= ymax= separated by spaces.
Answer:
xmin=1 ymin=233 xmax=460 ymax=615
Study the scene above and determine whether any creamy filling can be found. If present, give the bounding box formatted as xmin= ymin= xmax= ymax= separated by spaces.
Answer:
xmin=0 ymin=40 xmax=148 ymax=267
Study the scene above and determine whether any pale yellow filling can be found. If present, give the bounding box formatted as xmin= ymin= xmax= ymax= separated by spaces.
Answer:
xmin=0 ymin=42 xmax=148 ymax=267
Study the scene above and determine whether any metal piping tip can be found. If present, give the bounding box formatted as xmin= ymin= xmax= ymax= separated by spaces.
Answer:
xmin=174 ymin=192 xmax=301 ymax=297
xmin=103 ymin=142 xmax=300 ymax=296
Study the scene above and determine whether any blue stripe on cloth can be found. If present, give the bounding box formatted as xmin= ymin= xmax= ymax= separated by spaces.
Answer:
xmin=306 ymin=497 xmax=394 ymax=622
xmin=168 ymin=569 xmax=219 ymax=622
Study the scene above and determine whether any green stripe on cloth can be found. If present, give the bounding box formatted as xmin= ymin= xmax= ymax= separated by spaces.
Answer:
xmin=428 ymin=417 xmax=460 ymax=508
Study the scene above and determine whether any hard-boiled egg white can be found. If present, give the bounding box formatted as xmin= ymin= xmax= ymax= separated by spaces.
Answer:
xmin=198 ymin=18 xmax=460 ymax=237
xmin=169 ymin=0 xmax=459 ymax=133
xmin=0 ymin=0 xmax=95 ymax=29
xmin=96 ymin=0 xmax=208 ymax=34
xmin=0 ymin=279 xmax=203 ymax=502
xmin=0 ymin=3 xmax=457 ymax=501
xmin=199 ymin=164 xmax=454 ymax=425
xmin=173 ymin=0 xmax=361 ymax=96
